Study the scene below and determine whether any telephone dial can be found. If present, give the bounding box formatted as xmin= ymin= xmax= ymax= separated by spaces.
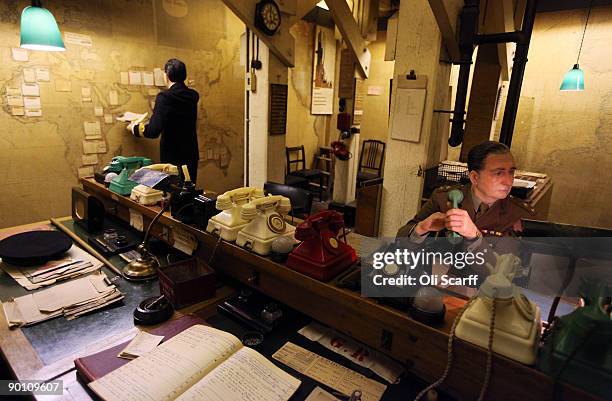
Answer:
xmin=286 ymin=210 xmax=357 ymax=281
xmin=235 ymin=195 xmax=296 ymax=256
xmin=206 ymin=187 xmax=264 ymax=241
xmin=414 ymin=253 xmax=541 ymax=401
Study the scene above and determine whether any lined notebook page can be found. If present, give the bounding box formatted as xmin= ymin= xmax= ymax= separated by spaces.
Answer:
xmin=89 ymin=325 xmax=242 ymax=401
xmin=176 ymin=346 xmax=300 ymax=401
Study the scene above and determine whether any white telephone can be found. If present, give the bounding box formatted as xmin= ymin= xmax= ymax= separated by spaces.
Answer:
xmin=455 ymin=253 xmax=541 ymax=365
xmin=414 ymin=253 xmax=542 ymax=401
xmin=206 ymin=187 xmax=265 ymax=241
xmin=235 ymin=195 xmax=296 ymax=256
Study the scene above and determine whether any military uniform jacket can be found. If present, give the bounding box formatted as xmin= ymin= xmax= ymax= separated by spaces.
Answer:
xmin=397 ymin=184 xmax=535 ymax=238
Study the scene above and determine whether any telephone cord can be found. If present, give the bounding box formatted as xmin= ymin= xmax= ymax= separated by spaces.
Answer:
xmin=413 ymin=297 xmax=475 ymax=401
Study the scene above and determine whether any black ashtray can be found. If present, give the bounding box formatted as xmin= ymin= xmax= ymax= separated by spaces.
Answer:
xmin=241 ymin=331 xmax=264 ymax=348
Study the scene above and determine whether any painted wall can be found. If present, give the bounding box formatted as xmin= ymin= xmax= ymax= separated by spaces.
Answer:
xmin=0 ymin=0 xmax=244 ymax=228
xmin=357 ymin=32 xmax=394 ymax=144
xmin=494 ymin=6 xmax=612 ymax=228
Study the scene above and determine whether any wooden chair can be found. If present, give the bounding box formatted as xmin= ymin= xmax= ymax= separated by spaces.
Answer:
xmin=356 ymin=140 xmax=386 ymax=186
xmin=264 ymin=182 xmax=313 ymax=220
xmin=285 ymin=145 xmax=324 ymax=201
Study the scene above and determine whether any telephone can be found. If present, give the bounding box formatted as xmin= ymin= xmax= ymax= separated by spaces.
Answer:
xmin=105 ymin=156 xmax=153 ymax=196
xmin=235 ymin=195 xmax=296 ymax=256
xmin=286 ymin=210 xmax=357 ymax=281
xmin=414 ymin=253 xmax=541 ymax=401
xmin=206 ymin=187 xmax=265 ymax=241
xmin=538 ymin=280 xmax=612 ymax=400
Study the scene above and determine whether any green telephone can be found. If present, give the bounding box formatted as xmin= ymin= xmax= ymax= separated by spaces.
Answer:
xmin=414 ymin=253 xmax=542 ymax=401
xmin=538 ymin=280 xmax=611 ymax=400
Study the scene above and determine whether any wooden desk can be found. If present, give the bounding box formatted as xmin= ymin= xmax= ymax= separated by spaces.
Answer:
xmin=0 ymin=219 xmax=234 ymax=400
xmin=79 ymin=178 xmax=602 ymax=401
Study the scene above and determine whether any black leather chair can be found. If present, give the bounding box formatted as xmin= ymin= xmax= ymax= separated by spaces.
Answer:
xmin=285 ymin=145 xmax=324 ymax=200
xmin=264 ymin=182 xmax=313 ymax=219
xmin=357 ymin=140 xmax=386 ymax=186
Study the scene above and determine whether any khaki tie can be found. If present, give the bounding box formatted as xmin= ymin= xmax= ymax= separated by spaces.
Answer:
xmin=476 ymin=203 xmax=489 ymax=220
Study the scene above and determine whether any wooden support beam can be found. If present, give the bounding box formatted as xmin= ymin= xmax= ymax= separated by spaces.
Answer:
xmin=222 ymin=0 xmax=295 ymax=67
xmin=361 ymin=0 xmax=379 ymax=41
xmin=428 ymin=0 xmax=461 ymax=62
xmin=326 ymin=0 xmax=372 ymax=79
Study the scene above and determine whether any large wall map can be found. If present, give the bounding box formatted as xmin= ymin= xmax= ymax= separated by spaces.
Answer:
xmin=0 ymin=0 xmax=244 ymax=227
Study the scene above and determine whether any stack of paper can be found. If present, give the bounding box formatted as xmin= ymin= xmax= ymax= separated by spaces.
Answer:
xmin=0 ymin=245 xmax=104 ymax=290
xmin=2 ymin=271 xmax=123 ymax=328
xmin=117 ymin=331 xmax=165 ymax=360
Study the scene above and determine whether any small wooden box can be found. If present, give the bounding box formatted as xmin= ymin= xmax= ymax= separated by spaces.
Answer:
xmin=158 ymin=258 xmax=216 ymax=309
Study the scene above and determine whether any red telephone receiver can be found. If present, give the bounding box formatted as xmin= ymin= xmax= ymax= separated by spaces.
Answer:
xmin=287 ymin=210 xmax=357 ymax=281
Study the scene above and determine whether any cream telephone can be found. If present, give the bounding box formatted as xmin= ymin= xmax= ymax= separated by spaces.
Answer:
xmin=414 ymin=253 xmax=542 ymax=401
xmin=235 ymin=195 xmax=296 ymax=256
xmin=206 ymin=187 xmax=264 ymax=241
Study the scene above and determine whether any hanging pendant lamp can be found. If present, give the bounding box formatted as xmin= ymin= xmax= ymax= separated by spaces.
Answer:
xmin=20 ymin=0 xmax=65 ymax=52
xmin=560 ymin=0 xmax=592 ymax=91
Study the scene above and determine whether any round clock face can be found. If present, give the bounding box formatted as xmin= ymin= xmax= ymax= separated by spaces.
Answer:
xmin=262 ymin=3 xmax=280 ymax=31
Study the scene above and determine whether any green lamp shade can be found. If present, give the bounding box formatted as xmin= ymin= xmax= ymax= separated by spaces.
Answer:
xmin=20 ymin=6 xmax=65 ymax=51
xmin=560 ymin=64 xmax=584 ymax=91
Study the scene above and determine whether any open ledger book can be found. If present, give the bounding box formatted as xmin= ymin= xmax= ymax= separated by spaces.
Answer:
xmin=89 ymin=325 xmax=300 ymax=401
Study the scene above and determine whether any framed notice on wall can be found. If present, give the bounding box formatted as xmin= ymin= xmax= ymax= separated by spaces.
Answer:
xmin=269 ymin=84 xmax=288 ymax=135
xmin=311 ymin=26 xmax=336 ymax=115
xmin=389 ymin=74 xmax=428 ymax=143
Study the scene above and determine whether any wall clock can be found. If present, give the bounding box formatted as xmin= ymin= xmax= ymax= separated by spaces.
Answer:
xmin=255 ymin=0 xmax=281 ymax=36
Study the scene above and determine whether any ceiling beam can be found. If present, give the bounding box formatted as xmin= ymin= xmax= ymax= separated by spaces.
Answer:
xmin=222 ymin=0 xmax=295 ymax=67
xmin=428 ymin=0 xmax=461 ymax=62
xmin=326 ymin=0 xmax=372 ymax=78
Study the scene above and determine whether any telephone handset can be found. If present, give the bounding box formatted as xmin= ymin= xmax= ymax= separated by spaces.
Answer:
xmin=206 ymin=187 xmax=264 ymax=241
xmin=286 ymin=210 xmax=357 ymax=281
xmin=235 ymin=195 xmax=295 ymax=256
xmin=414 ymin=253 xmax=541 ymax=401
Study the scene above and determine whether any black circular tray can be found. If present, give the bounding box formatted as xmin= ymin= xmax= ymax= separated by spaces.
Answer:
xmin=0 ymin=230 xmax=72 ymax=266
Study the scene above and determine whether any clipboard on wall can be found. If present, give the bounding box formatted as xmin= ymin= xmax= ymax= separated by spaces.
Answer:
xmin=389 ymin=72 xmax=428 ymax=143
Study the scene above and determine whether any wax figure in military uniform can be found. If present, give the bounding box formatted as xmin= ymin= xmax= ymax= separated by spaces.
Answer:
xmin=127 ymin=59 xmax=200 ymax=184
xmin=396 ymin=141 xmax=534 ymax=277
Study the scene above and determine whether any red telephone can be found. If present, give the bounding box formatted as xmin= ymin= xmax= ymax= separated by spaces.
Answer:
xmin=286 ymin=210 xmax=357 ymax=281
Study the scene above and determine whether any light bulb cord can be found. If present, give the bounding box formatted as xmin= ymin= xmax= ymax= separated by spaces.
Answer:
xmin=576 ymin=0 xmax=593 ymax=65
xmin=32 ymin=0 xmax=43 ymax=7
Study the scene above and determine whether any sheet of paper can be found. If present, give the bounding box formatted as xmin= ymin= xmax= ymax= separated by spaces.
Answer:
xmin=367 ymin=86 xmax=383 ymax=96
xmin=7 ymin=95 xmax=23 ymax=106
xmin=64 ymin=31 xmax=93 ymax=47
xmin=22 ymin=83 xmax=40 ymax=96
xmin=108 ymin=90 xmax=118 ymax=105
xmin=81 ymin=86 xmax=92 ymax=102
xmin=32 ymin=274 xmax=100 ymax=312
xmin=23 ymin=68 xmax=36 ymax=83
xmin=142 ymin=71 xmax=154 ymax=86
xmin=36 ymin=67 xmax=50 ymax=82
xmin=81 ymin=154 xmax=99 ymax=166
xmin=94 ymin=106 xmax=104 ymax=116
xmin=84 ymin=121 xmax=102 ymax=139
xmin=176 ymin=347 xmax=300 ymax=401
xmin=128 ymin=70 xmax=142 ymax=85
xmin=304 ymin=387 xmax=342 ymax=401
xmin=11 ymin=47 xmax=28 ymax=61
xmin=83 ymin=140 xmax=107 ymax=154
xmin=118 ymin=331 xmax=165 ymax=360
xmin=154 ymin=68 xmax=166 ymax=86
xmin=25 ymin=109 xmax=42 ymax=117
xmin=104 ymin=114 xmax=113 ymax=124
xmin=10 ymin=106 xmax=25 ymax=116
xmin=120 ymin=72 xmax=129 ymax=85
xmin=390 ymin=88 xmax=426 ymax=143
xmin=23 ymin=96 xmax=41 ymax=109
xmin=90 ymin=325 xmax=243 ymax=401
xmin=6 ymin=87 xmax=21 ymax=96
xmin=77 ymin=166 xmax=95 ymax=179
xmin=172 ymin=229 xmax=196 ymax=256
xmin=273 ymin=342 xmax=387 ymax=401
xmin=55 ymin=79 xmax=72 ymax=92
xmin=129 ymin=209 xmax=144 ymax=232
xmin=116 ymin=111 xmax=147 ymax=122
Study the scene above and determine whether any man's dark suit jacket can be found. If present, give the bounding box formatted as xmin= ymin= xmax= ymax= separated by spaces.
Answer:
xmin=133 ymin=81 xmax=200 ymax=181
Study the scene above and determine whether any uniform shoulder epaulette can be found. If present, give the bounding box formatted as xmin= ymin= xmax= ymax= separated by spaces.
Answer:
xmin=508 ymin=195 xmax=536 ymax=215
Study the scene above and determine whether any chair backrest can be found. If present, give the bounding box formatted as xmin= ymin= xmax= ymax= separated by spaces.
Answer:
xmin=264 ymin=181 xmax=313 ymax=216
xmin=358 ymin=140 xmax=386 ymax=177
xmin=286 ymin=145 xmax=306 ymax=174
